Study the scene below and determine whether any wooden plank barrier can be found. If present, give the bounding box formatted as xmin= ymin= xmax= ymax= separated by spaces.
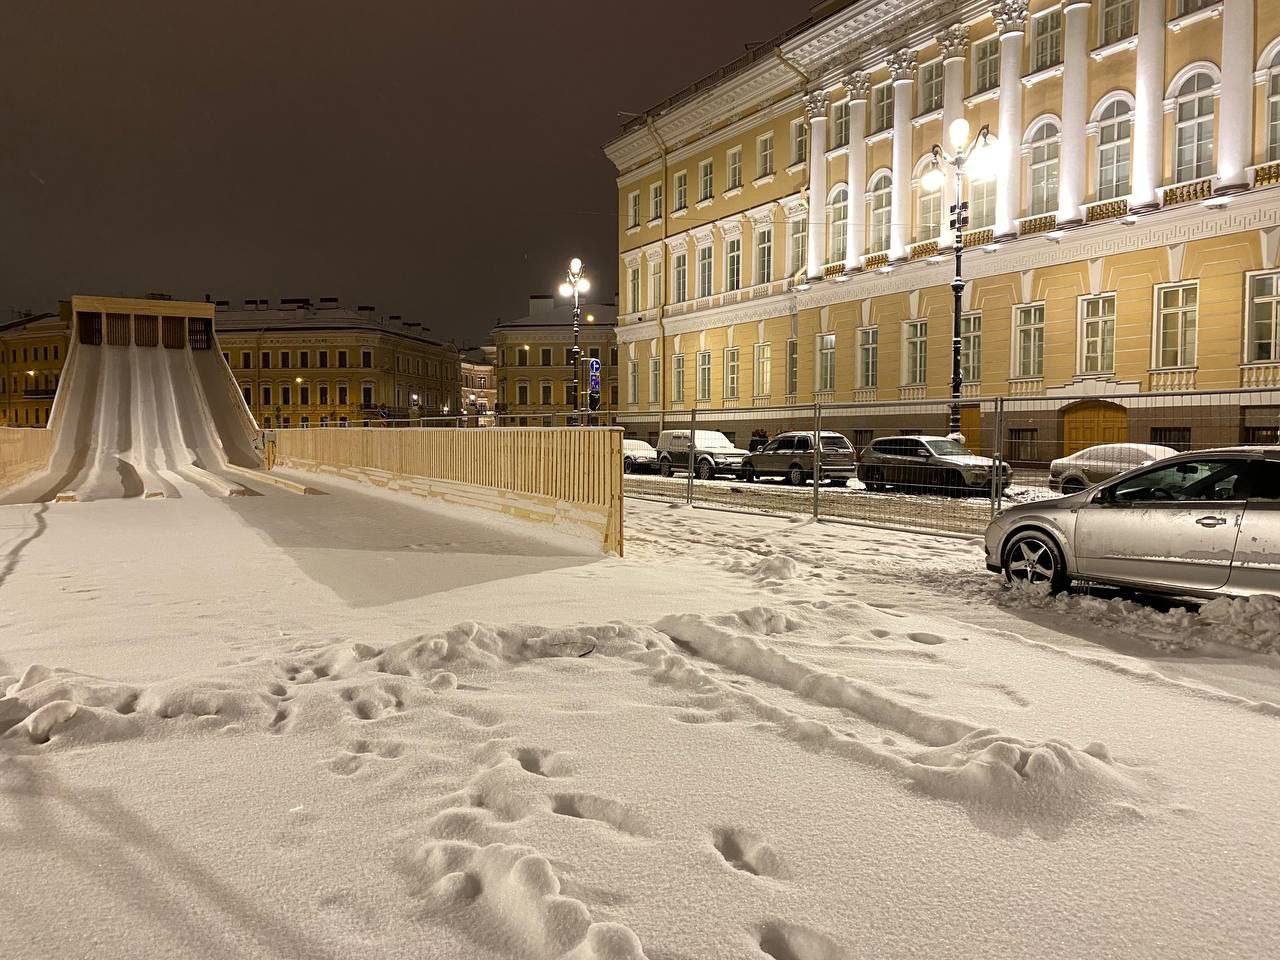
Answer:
xmin=271 ymin=427 xmax=624 ymax=556
xmin=0 ymin=427 xmax=56 ymax=488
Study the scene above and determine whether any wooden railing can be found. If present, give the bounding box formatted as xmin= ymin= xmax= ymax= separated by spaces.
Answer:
xmin=0 ymin=427 xmax=55 ymax=488
xmin=271 ymin=427 xmax=624 ymax=555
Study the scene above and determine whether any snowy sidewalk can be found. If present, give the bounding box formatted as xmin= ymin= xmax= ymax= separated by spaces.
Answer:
xmin=1 ymin=490 xmax=1278 ymax=959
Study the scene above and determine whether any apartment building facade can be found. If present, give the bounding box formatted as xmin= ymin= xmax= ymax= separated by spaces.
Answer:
xmin=0 ymin=313 xmax=69 ymax=427
xmin=491 ymin=296 xmax=620 ymax=422
xmin=215 ymin=300 xmax=460 ymax=427
xmin=606 ymin=0 xmax=1280 ymax=453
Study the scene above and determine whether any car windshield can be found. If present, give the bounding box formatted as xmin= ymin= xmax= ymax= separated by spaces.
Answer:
xmin=693 ymin=431 xmax=734 ymax=449
xmin=924 ymin=439 xmax=971 ymax=457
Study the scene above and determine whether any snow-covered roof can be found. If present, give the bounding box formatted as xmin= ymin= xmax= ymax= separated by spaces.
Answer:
xmin=492 ymin=302 xmax=618 ymax=331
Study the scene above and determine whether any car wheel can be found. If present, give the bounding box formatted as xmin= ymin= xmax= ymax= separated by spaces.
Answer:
xmin=659 ymin=458 xmax=673 ymax=478
xmin=623 ymin=457 xmax=633 ymax=475
xmin=741 ymin=463 xmax=755 ymax=482
xmin=1061 ymin=476 xmax=1085 ymax=494
xmin=1003 ymin=530 xmax=1069 ymax=593
xmin=696 ymin=460 xmax=715 ymax=482
xmin=787 ymin=464 xmax=806 ymax=487
xmin=863 ymin=467 xmax=884 ymax=492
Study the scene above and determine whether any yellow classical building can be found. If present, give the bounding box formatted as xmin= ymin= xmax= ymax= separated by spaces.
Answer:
xmin=606 ymin=0 xmax=1280 ymax=454
xmin=0 ymin=312 xmax=69 ymax=427
xmin=491 ymin=296 xmax=620 ymax=423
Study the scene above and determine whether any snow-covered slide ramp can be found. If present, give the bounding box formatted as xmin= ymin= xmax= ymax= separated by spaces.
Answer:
xmin=0 ymin=296 xmax=264 ymax=505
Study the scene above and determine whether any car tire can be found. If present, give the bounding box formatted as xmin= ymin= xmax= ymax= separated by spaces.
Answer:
xmin=623 ymin=458 xmax=633 ymax=475
xmin=741 ymin=463 xmax=755 ymax=482
xmin=863 ymin=467 xmax=885 ymax=492
xmin=787 ymin=464 xmax=807 ymax=487
xmin=659 ymin=458 xmax=673 ymax=478
xmin=1061 ymin=476 xmax=1085 ymax=494
xmin=1002 ymin=530 xmax=1070 ymax=593
xmin=696 ymin=459 xmax=715 ymax=482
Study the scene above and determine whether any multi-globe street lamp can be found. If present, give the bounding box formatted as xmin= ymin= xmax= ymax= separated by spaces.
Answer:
xmin=558 ymin=257 xmax=590 ymax=423
xmin=921 ymin=118 xmax=997 ymax=436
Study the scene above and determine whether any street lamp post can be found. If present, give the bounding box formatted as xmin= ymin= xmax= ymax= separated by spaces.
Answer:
xmin=921 ymin=119 xmax=997 ymax=436
xmin=558 ymin=257 xmax=589 ymax=425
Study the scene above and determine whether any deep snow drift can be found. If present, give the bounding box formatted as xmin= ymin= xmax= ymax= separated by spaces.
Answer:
xmin=2 ymin=482 xmax=1279 ymax=959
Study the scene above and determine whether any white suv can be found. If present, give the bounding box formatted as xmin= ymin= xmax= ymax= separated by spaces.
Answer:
xmin=656 ymin=429 xmax=749 ymax=480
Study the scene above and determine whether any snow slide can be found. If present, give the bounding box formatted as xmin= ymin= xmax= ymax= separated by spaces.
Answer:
xmin=0 ymin=334 xmax=263 ymax=504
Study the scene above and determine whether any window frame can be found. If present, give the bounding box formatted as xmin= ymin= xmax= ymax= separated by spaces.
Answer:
xmin=917 ymin=59 xmax=944 ymax=114
xmin=973 ymin=36 xmax=1000 ymax=94
xmin=1153 ymin=281 xmax=1199 ymax=369
xmin=1027 ymin=121 xmax=1061 ymax=216
xmin=904 ymin=319 xmax=928 ymax=386
xmin=959 ymin=313 xmax=982 ymax=384
xmin=872 ymin=82 xmax=893 ymax=132
xmin=698 ymin=159 xmax=714 ymax=202
xmin=868 ymin=173 xmax=892 ymax=253
xmin=1013 ymin=303 xmax=1046 ymax=379
xmin=1245 ymin=270 xmax=1280 ymax=364
xmin=790 ymin=118 xmax=808 ymax=165
xmin=754 ymin=342 xmax=772 ymax=397
xmin=1095 ymin=99 xmax=1132 ymax=202
xmin=828 ymin=186 xmax=849 ymax=265
xmin=627 ymin=190 xmax=641 ymax=229
xmin=1173 ymin=72 xmax=1216 ymax=184
xmin=858 ymin=327 xmax=878 ymax=389
xmin=673 ymin=170 xmax=688 ymax=212
xmin=756 ymin=226 xmax=773 ymax=285
xmin=724 ymin=347 xmax=740 ymax=399
xmin=817 ymin=333 xmax=836 ymax=392
xmin=1099 ymin=0 xmax=1135 ymax=46
xmin=1079 ymin=293 xmax=1117 ymax=374
xmin=725 ymin=237 xmax=742 ymax=292
xmin=727 ymin=146 xmax=743 ymax=190
xmin=832 ymin=99 xmax=851 ymax=147
xmin=757 ymin=133 xmax=775 ymax=178
xmin=697 ymin=244 xmax=714 ymax=299
xmin=673 ymin=252 xmax=688 ymax=303
xmin=696 ymin=350 xmax=712 ymax=401
xmin=671 ymin=353 xmax=685 ymax=403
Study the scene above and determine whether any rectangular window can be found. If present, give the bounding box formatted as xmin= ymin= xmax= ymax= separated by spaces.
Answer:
xmin=517 ymin=347 xmax=528 ymax=367
xmin=517 ymin=382 xmax=529 ymax=406
xmin=318 ymin=384 xmax=329 ymax=405
xmin=674 ymin=170 xmax=688 ymax=212
xmin=699 ymin=159 xmax=714 ymax=202
xmin=791 ymin=119 xmax=808 ymax=164
xmin=696 ymin=351 xmax=711 ymax=401
xmin=282 ymin=384 xmax=292 ymax=406
xmin=858 ymin=328 xmax=878 ymax=388
xmin=1033 ymin=10 xmax=1063 ymax=71
xmin=650 ymin=182 xmax=663 ymax=220
xmin=628 ymin=190 xmax=640 ymax=228
xmin=319 ymin=350 xmax=329 ymax=369
xmin=754 ymin=343 xmax=772 ymax=396
xmin=361 ymin=350 xmax=372 ymax=369
xmin=540 ymin=382 xmax=552 ymax=405
xmin=906 ymin=320 xmax=928 ymax=385
xmin=649 ymin=260 xmax=662 ymax=308
xmin=1008 ymin=428 xmax=1039 ymax=462
xmin=1269 ymin=70 xmax=1280 ymax=162
xmin=649 ymin=357 xmax=660 ymax=404
xmin=338 ymin=384 xmax=348 ymax=405
xmin=1175 ymin=83 xmax=1215 ymax=182
xmin=262 ymin=384 xmax=272 ymax=406
xmin=790 ymin=218 xmax=807 ymax=277
xmin=697 ymin=246 xmax=713 ymax=298
xmin=974 ymin=37 xmax=1000 ymax=93
xmin=673 ymin=253 xmax=688 ymax=303
xmin=1101 ymin=0 xmax=1135 ymax=44
xmin=241 ymin=385 xmax=251 ymax=405
xmin=261 ymin=351 xmax=271 ymax=369
xmin=588 ymin=346 xmax=600 ymax=360
xmin=832 ymin=100 xmax=850 ymax=147
xmin=241 ymin=351 xmax=252 ymax=369
xmin=1157 ymin=283 xmax=1198 ymax=368
xmin=756 ymin=227 xmax=772 ymax=284
xmin=1030 ymin=134 xmax=1060 ymax=215
xmin=726 ymin=238 xmax=742 ymax=291
xmin=338 ymin=350 xmax=348 ymax=368
xmin=539 ymin=347 xmax=552 ymax=366
xmin=786 ymin=339 xmax=799 ymax=396
xmin=727 ymin=147 xmax=743 ymax=189
xmin=818 ymin=334 xmax=836 ymax=392
xmin=299 ymin=384 xmax=310 ymax=405
xmin=1081 ymin=294 xmax=1117 ymax=373
xmin=280 ymin=351 xmax=291 ymax=369
xmin=1150 ymin=426 xmax=1192 ymax=451
xmin=629 ymin=360 xmax=639 ymax=403
xmin=1097 ymin=108 xmax=1132 ymax=201
xmin=1248 ymin=272 xmax=1280 ymax=362
xmin=969 ymin=179 xmax=996 ymax=229
xmin=628 ymin=267 xmax=640 ymax=312
xmin=918 ymin=61 xmax=944 ymax=113
xmin=298 ymin=351 xmax=309 ymax=369
xmin=672 ymin=354 xmax=685 ymax=403
xmin=918 ymin=191 xmax=942 ymax=241
xmin=757 ymin=134 xmax=774 ymax=177
xmin=872 ymin=83 xmax=893 ymax=132
xmin=724 ymin=348 xmax=740 ymax=399
xmin=1015 ymin=305 xmax=1045 ymax=378
xmin=958 ymin=314 xmax=982 ymax=383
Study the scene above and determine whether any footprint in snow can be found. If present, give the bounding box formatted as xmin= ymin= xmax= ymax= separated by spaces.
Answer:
xmin=550 ymin=793 xmax=649 ymax=837
xmin=711 ymin=827 xmax=787 ymax=879
xmin=757 ymin=921 xmax=847 ymax=960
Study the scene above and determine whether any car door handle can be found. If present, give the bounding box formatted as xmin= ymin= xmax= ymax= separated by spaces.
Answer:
xmin=1195 ymin=516 xmax=1227 ymax=527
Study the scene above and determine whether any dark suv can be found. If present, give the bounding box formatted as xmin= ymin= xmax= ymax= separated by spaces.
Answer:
xmin=857 ymin=435 xmax=1011 ymax=494
xmin=740 ymin=431 xmax=858 ymax=486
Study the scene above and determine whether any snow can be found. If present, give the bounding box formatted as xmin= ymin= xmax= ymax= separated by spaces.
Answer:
xmin=2 ymin=482 xmax=1280 ymax=959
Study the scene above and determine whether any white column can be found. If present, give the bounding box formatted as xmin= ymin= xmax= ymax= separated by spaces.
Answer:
xmin=889 ymin=49 xmax=917 ymax=260
xmin=805 ymin=90 xmax=830 ymax=281
xmin=993 ymin=1 xmax=1028 ymax=238
xmin=1130 ymin=0 xmax=1166 ymax=209
xmin=1058 ymin=1 xmax=1091 ymax=224
xmin=938 ymin=25 xmax=969 ymax=247
xmin=843 ymin=71 xmax=870 ymax=269
xmin=1217 ymin=0 xmax=1256 ymax=192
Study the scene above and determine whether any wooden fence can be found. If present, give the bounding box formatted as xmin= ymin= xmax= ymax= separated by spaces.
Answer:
xmin=271 ymin=427 xmax=624 ymax=555
xmin=0 ymin=427 xmax=54 ymax=488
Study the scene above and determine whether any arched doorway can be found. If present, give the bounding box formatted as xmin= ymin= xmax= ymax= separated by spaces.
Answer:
xmin=1061 ymin=399 xmax=1128 ymax=456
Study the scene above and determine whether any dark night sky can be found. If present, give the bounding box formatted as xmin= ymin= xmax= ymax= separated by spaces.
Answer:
xmin=1 ymin=0 xmax=811 ymax=344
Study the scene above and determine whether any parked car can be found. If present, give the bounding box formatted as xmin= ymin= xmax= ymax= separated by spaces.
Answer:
xmin=857 ymin=435 xmax=1012 ymax=495
xmin=655 ymin=429 xmax=749 ymax=480
xmin=1048 ymin=442 xmax=1177 ymax=493
xmin=740 ymin=431 xmax=858 ymax=486
xmin=985 ymin=446 xmax=1280 ymax=598
xmin=622 ymin=438 xmax=658 ymax=474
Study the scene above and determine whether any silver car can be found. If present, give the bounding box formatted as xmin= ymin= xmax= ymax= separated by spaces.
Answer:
xmin=1048 ymin=442 xmax=1176 ymax=493
xmin=858 ymin=435 xmax=1012 ymax=495
xmin=622 ymin=438 xmax=658 ymax=474
xmin=986 ymin=446 xmax=1280 ymax=598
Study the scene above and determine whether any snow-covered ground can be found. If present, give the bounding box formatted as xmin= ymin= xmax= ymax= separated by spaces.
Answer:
xmin=2 ymin=478 xmax=1279 ymax=959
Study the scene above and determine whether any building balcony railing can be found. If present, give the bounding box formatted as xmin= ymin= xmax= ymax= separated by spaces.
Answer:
xmin=1242 ymin=363 xmax=1280 ymax=389
xmin=898 ymin=384 xmax=926 ymax=400
xmin=1085 ymin=197 xmax=1129 ymax=223
xmin=862 ymin=252 xmax=890 ymax=271
xmin=22 ymin=389 xmax=57 ymax=400
xmin=1019 ymin=213 xmax=1057 ymax=237
xmin=822 ymin=262 xmax=845 ymax=279
xmin=851 ymin=387 xmax=877 ymax=402
xmin=1254 ymin=162 xmax=1280 ymax=189
xmin=1009 ymin=377 xmax=1044 ymax=396
xmin=962 ymin=228 xmax=994 ymax=248
xmin=910 ymin=240 xmax=939 ymax=260
xmin=1161 ymin=178 xmax=1213 ymax=206
xmin=1149 ymin=367 xmax=1197 ymax=392
xmin=960 ymin=382 xmax=982 ymax=398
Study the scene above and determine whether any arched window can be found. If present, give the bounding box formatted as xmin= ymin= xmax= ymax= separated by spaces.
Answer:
xmin=1027 ymin=121 xmax=1060 ymax=215
xmin=1174 ymin=72 xmax=1215 ymax=182
xmin=1097 ymin=100 xmax=1132 ymax=201
xmin=917 ymin=177 xmax=942 ymax=242
xmin=1268 ymin=50 xmax=1280 ymax=162
xmin=868 ymin=174 xmax=892 ymax=253
xmin=828 ymin=186 xmax=848 ymax=264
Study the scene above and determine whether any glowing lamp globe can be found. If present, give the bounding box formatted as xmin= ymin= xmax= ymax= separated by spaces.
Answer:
xmin=558 ymin=282 xmax=573 ymax=298
xmin=575 ymin=277 xmax=591 ymax=294
xmin=921 ymin=164 xmax=945 ymax=194
xmin=948 ymin=117 xmax=971 ymax=152
xmin=569 ymin=257 xmax=583 ymax=274
xmin=967 ymin=135 xmax=998 ymax=181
